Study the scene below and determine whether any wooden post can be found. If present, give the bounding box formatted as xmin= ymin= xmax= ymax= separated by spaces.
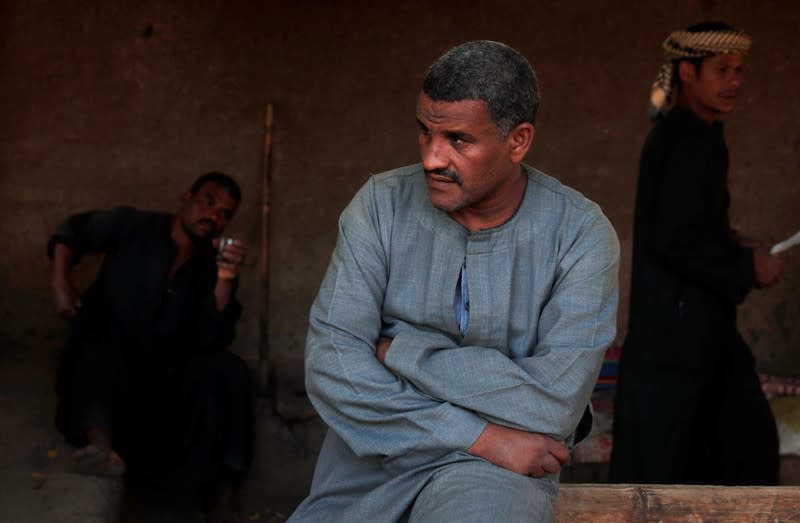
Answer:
xmin=258 ymin=103 xmax=274 ymax=396
xmin=554 ymin=484 xmax=800 ymax=522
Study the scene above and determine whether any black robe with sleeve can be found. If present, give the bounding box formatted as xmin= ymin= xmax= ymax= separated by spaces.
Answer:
xmin=609 ymin=107 xmax=778 ymax=485
xmin=50 ymin=206 xmax=252 ymax=487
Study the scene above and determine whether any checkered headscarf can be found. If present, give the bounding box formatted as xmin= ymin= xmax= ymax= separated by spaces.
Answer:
xmin=648 ymin=27 xmax=752 ymax=120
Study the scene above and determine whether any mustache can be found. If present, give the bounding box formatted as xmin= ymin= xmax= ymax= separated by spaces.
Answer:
xmin=425 ymin=168 xmax=462 ymax=185
xmin=197 ymin=218 xmax=216 ymax=228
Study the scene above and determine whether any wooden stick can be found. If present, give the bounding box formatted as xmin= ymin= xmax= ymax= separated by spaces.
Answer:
xmin=258 ymin=103 xmax=274 ymax=395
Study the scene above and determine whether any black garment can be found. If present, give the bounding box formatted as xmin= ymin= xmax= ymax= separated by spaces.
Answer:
xmin=51 ymin=206 xmax=252 ymax=486
xmin=609 ymin=107 xmax=779 ymax=485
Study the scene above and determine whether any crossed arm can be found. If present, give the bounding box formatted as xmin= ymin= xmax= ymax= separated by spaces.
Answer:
xmin=305 ymin=185 xmax=619 ymax=477
xmin=307 ymin=275 xmax=571 ymax=478
xmin=376 ymin=215 xmax=619 ymax=473
xmin=374 ymin=338 xmax=569 ymax=476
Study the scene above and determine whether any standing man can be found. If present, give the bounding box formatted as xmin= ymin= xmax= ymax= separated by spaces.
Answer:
xmin=51 ymin=172 xmax=253 ymax=523
xmin=610 ymin=22 xmax=785 ymax=485
xmin=290 ymin=41 xmax=620 ymax=522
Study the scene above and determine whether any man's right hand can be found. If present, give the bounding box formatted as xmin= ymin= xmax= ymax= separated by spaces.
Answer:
xmin=753 ymin=247 xmax=784 ymax=288
xmin=52 ymin=277 xmax=80 ymax=319
xmin=467 ymin=422 xmax=569 ymax=477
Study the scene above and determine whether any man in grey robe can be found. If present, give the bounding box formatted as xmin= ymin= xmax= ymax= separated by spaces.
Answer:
xmin=289 ymin=40 xmax=620 ymax=523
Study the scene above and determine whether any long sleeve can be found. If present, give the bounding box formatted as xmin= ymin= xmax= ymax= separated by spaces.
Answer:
xmin=47 ymin=206 xmax=141 ymax=260
xmin=647 ymin=128 xmax=755 ymax=303
xmin=305 ymin=179 xmax=487 ymax=461
xmin=385 ymin=210 xmax=620 ymax=440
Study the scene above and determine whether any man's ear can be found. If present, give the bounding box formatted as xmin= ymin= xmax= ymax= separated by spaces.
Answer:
xmin=507 ymin=123 xmax=535 ymax=163
xmin=182 ymin=191 xmax=192 ymax=204
xmin=678 ymin=60 xmax=697 ymax=84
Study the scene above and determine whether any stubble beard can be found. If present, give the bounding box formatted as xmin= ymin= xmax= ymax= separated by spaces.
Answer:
xmin=182 ymin=218 xmax=217 ymax=244
xmin=426 ymin=168 xmax=468 ymax=212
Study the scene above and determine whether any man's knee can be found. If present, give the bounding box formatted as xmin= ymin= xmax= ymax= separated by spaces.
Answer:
xmin=409 ymin=460 xmax=556 ymax=523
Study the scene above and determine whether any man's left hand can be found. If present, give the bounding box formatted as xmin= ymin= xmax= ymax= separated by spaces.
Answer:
xmin=754 ymin=246 xmax=784 ymax=288
xmin=376 ymin=337 xmax=392 ymax=364
xmin=214 ymin=238 xmax=246 ymax=280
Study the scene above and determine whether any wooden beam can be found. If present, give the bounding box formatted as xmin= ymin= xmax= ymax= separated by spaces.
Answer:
xmin=554 ymin=484 xmax=800 ymax=522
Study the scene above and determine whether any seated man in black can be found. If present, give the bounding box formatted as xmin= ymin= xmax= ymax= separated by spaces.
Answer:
xmin=50 ymin=172 xmax=252 ymax=522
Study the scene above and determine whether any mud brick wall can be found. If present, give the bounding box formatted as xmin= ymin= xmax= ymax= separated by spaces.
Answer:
xmin=1 ymin=0 xmax=797 ymax=378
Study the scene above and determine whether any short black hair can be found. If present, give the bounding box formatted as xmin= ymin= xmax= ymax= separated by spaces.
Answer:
xmin=189 ymin=172 xmax=241 ymax=205
xmin=422 ymin=40 xmax=539 ymax=136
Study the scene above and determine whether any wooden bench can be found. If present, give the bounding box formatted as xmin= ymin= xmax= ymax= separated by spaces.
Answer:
xmin=554 ymin=484 xmax=800 ymax=522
